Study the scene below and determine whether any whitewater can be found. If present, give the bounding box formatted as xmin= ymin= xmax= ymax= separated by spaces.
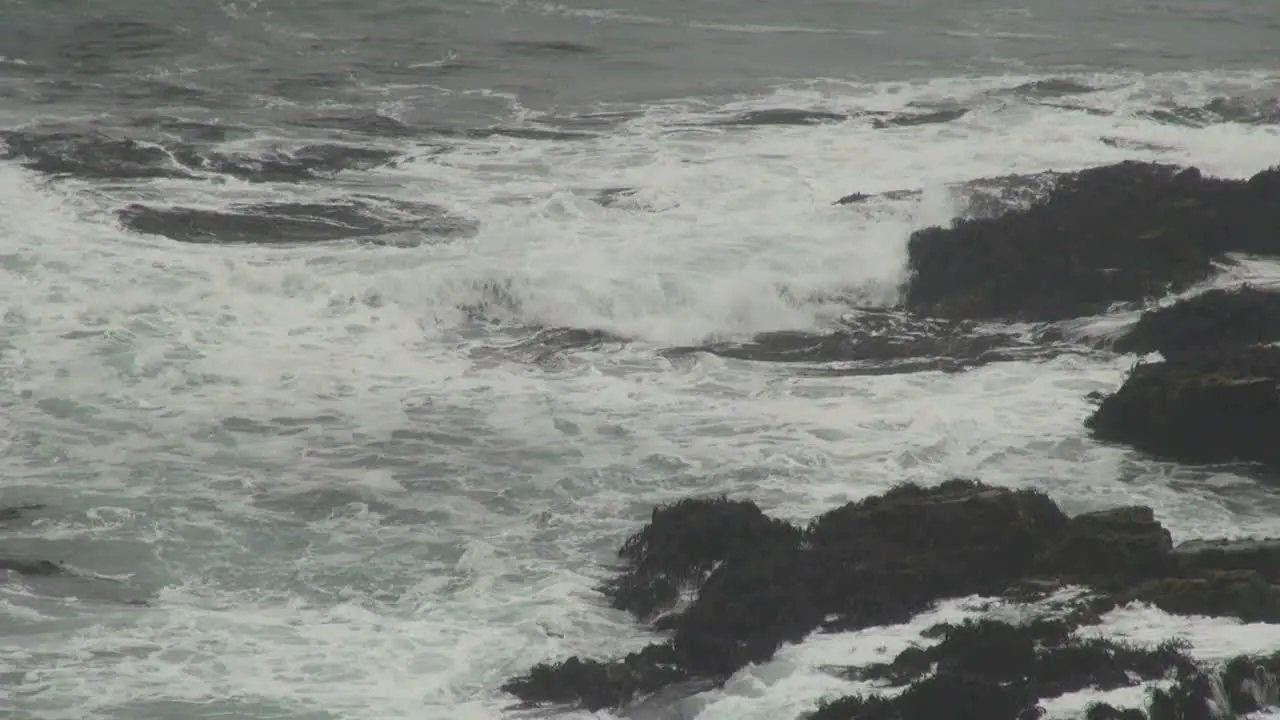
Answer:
xmin=5 ymin=68 xmax=1280 ymax=719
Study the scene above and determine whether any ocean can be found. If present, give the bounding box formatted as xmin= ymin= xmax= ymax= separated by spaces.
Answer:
xmin=3 ymin=1 xmax=1280 ymax=718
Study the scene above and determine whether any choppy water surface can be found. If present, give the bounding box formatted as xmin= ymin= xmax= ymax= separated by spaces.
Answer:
xmin=3 ymin=1 xmax=1280 ymax=718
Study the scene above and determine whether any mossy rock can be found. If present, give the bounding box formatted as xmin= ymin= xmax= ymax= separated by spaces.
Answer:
xmin=1123 ymin=570 xmax=1280 ymax=623
xmin=1035 ymin=506 xmax=1175 ymax=581
xmin=1086 ymin=345 xmax=1280 ymax=468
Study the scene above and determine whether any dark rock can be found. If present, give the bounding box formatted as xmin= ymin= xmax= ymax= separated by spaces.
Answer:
xmin=500 ymin=642 xmax=693 ymax=711
xmin=835 ymin=616 xmax=1193 ymax=714
xmin=485 ymin=327 xmax=630 ymax=370
xmin=670 ymin=545 xmax=822 ymax=676
xmin=0 ymin=558 xmax=65 ymax=576
xmin=506 ymin=480 xmax=1068 ymax=709
xmin=805 ymin=479 xmax=1069 ymax=631
xmin=1034 ymin=506 xmax=1176 ymax=581
xmin=688 ymin=107 xmax=967 ymax=131
xmin=1087 ymin=650 xmax=1280 ymax=720
xmin=503 ymin=478 xmax=1280 ymax=712
xmin=701 ymin=108 xmax=851 ymax=127
xmin=0 ymin=129 xmax=191 ymax=180
xmin=0 ymin=503 xmax=46 ymax=522
xmin=666 ymin=309 xmax=1083 ymax=376
xmin=118 ymin=196 xmax=474 ymax=245
xmin=900 ymin=161 xmax=1280 ymax=322
xmin=815 ymin=614 xmax=1274 ymax=720
xmin=807 ymin=670 xmax=1042 ymax=720
xmin=1174 ymin=537 xmax=1280 ymax=579
xmin=1120 ymin=570 xmax=1280 ymax=623
xmin=869 ymin=108 xmax=969 ymax=129
xmin=1085 ymin=345 xmax=1280 ymax=469
xmin=1113 ymin=286 xmax=1280 ymax=360
xmin=601 ymin=495 xmax=803 ymax=621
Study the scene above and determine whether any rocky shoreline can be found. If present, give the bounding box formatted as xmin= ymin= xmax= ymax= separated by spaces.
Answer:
xmin=502 ymin=481 xmax=1280 ymax=718
xmin=501 ymin=159 xmax=1280 ymax=718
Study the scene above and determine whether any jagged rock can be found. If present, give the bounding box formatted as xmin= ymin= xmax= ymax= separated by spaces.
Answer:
xmin=670 ymin=545 xmax=822 ymax=676
xmin=502 ymin=479 xmax=1280 ymax=712
xmin=1113 ymin=286 xmax=1280 ymax=360
xmin=500 ymin=643 xmax=693 ymax=712
xmin=900 ymin=161 xmax=1280 ymax=322
xmin=504 ymin=480 xmax=1068 ymax=709
xmin=601 ymin=495 xmax=803 ymax=621
xmin=1085 ymin=345 xmax=1280 ymax=469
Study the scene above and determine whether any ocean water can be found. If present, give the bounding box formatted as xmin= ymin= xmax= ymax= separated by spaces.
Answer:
xmin=2 ymin=1 xmax=1280 ymax=718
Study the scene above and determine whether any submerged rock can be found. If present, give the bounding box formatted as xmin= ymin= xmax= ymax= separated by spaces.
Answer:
xmin=666 ymin=309 xmax=1095 ymax=377
xmin=501 ymin=479 xmax=1280 ymax=713
xmin=1085 ymin=345 xmax=1280 ymax=469
xmin=1113 ymin=285 xmax=1280 ymax=360
xmin=834 ymin=169 xmax=1060 ymax=220
xmin=0 ymin=503 xmax=47 ymax=523
xmin=118 ymin=195 xmax=475 ymax=245
xmin=899 ymin=161 xmax=1280 ymax=322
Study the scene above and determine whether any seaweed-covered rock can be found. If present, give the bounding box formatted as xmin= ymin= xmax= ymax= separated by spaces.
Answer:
xmin=500 ymin=642 xmax=693 ymax=711
xmin=1114 ymin=286 xmax=1280 ymax=360
xmin=1120 ymin=570 xmax=1280 ymax=623
xmin=1085 ymin=345 xmax=1280 ymax=468
xmin=814 ymin=616 xmax=1277 ymax=720
xmin=808 ymin=670 xmax=1043 ymax=720
xmin=901 ymin=161 xmax=1280 ymax=322
xmin=825 ymin=617 xmax=1194 ymax=719
xmin=1087 ymin=650 xmax=1280 ymax=720
xmin=1034 ymin=506 xmax=1176 ymax=581
xmin=601 ymin=495 xmax=803 ymax=621
xmin=670 ymin=545 xmax=823 ymax=676
xmin=502 ymin=478 xmax=1280 ymax=713
xmin=1174 ymin=537 xmax=1280 ymax=579
xmin=805 ymin=479 xmax=1069 ymax=631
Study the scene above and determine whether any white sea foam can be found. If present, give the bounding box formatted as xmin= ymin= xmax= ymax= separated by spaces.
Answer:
xmin=4 ymin=70 xmax=1280 ymax=719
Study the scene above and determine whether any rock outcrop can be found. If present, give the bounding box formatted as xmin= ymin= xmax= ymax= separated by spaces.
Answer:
xmin=809 ymin=616 xmax=1279 ymax=720
xmin=1086 ymin=345 xmax=1280 ymax=469
xmin=664 ymin=309 xmax=1085 ymax=376
xmin=501 ymin=480 xmax=1280 ymax=715
xmin=1113 ymin=285 xmax=1280 ymax=360
xmin=898 ymin=161 xmax=1280 ymax=322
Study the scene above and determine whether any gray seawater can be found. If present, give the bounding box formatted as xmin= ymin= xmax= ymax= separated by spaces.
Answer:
xmin=3 ymin=1 xmax=1280 ymax=719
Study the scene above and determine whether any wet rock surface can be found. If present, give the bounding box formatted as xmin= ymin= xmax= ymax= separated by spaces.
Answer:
xmin=897 ymin=161 xmax=1280 ymax=322
xmin=666 ymin=309 xmax=1096 ymax=376
xmin=0 ymin=128 xmax=402 ymax=183
xmin=810 ymin=618 xmax=1279 ymax=720
xmin=500 ymin=480 xmax=1280 ymax=715
xmin=0 ymin=503 xmax=151 ymax=606
xmin=834 ymin=169 xmax=1061 ymax=221
xmin=1112 ymin=285 xmax=1280 ymax=360
xmin=0 ymin=504 xmax=65 ymax=579
xmin=1086 ymin=345 xmax=1280 ymax=470
xmin=118 ymin=196 xmax=475 ymax=245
